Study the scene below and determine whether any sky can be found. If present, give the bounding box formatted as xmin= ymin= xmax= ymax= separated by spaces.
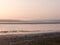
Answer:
xmin=0 ymin=0 xmax=60 ymax=20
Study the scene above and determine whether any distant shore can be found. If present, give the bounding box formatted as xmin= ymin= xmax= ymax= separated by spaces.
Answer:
xmin=0 ymin=20 xmax=60 ymax=24
xmin=0 ymin=22 xmax=60 ymax=24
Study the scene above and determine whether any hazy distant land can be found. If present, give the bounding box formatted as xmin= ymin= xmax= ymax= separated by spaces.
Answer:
xmin=0 ymin=20 xmax=60 ymax=24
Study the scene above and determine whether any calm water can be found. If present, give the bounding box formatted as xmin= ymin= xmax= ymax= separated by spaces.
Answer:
xmin=0 ymin=24 xmax=60 ymax=35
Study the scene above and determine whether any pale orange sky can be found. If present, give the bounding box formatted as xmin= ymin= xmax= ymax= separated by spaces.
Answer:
xmin=0 ymin=0 xmax=60 ymax=20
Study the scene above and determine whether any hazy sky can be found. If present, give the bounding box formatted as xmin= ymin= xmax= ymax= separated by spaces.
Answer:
xmin=0 ymin=0 xmax=60 ymax=20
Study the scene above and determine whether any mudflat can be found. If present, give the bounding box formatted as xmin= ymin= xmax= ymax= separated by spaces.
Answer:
xmin=0 ymin=32 xmax=60 ymax=45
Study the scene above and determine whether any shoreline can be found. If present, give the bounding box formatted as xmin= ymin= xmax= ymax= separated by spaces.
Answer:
xmin=0 ymin=31 xmax=59 ymax=35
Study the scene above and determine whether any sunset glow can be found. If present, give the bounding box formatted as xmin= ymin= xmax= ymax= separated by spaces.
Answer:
xmin=0 ymin=0 xmax=60 ymax=20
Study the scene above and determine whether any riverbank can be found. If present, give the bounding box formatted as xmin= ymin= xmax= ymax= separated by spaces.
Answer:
xmin=0 ymin=32 xmax=60 ymax=45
